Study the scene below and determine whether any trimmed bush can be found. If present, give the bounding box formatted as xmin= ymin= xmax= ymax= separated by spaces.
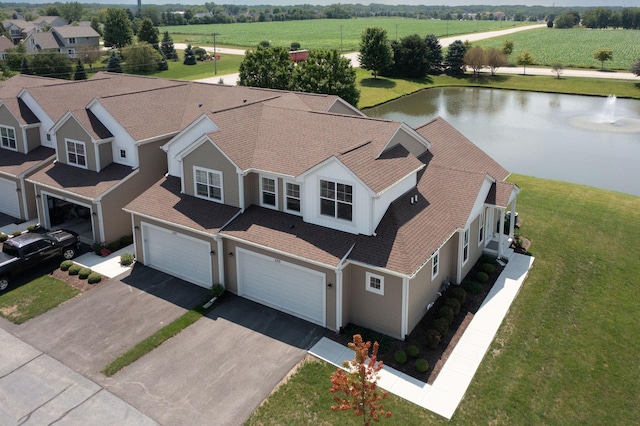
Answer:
xmin=415 ymin=359 xmax=429 ymax=373
xmin=119 ymin=235 xmax=133 ymax=247
xmin=87 ymin=272 xmax=102 ymax=284
xmin=78 ymin=268 xmax=92 ymax=279
xmin=449 ymin=287 xmax=467 ymax=305
xmin=476 ymin=271 xmax=489 ymax=282
xmin=445 ymin=297 xmax=461 ymax=316
xmin=438 ymin=305 xmax=454 ymax=322
xmin=480 ymin=255 xmax=498 ymax=265
xmin=425 ymin=329 xmax=441 ymax=349
xmin=11 ymin=230 xmax=22 ymax=237
xmin=120 ymin=253 xmax=135 ymax=266
xmin=0 ymin=232 xmax=7 ymax=242
xmin=68 ymin=264 xmax=82 ymax=275
xmin=106 ymin=241 xmax=122 ymax=252
xmin=432 ymin=317 xmax=450 ymax=336
xmin=463 ymin=280 xmax=483 ymax=294
xmin=27 ymin=224 xmax=39 ymax=232
xmin=407 ymin=345 xmax=420 ymax=358
xmin=394 ymin=350 xmax=408 ymax=365
xmin=92 ymin=243 xmax=103 ymax=255
xmin=482 ymin=263 xmax=496 ymax=274
xmin=60 ymin=260 xmax=74 ymax=271
xmin=211 ymin=283 xmax=224 ymax=298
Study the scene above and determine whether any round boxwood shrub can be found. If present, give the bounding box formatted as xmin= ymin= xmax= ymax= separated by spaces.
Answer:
xmin=11 ymin=230 xmax=22 ymax=237
xmin=211 ymin=283 xmax=224 ymax=298
xmin=87 ymin=272 xmax=102 ymax=284
xmin=438 ymin=305 xmax=454 ymax=322
xmin=27 ymin=224 xmax=39 ymax=232
xmin=0 ymin=232 xmax=7 ymax=242
xmin=445 ymin=297 xmax=461 ymax=316
xmin=449 ymin=287 xmax=467 ymax=305
xmin=476 ymin=271 xmax=489 ymax=282
xmin=425 ymin=329 xmax=441 ymax=349
xmin=60 ymin=260 xmax=74 ymax=271
xmin=482 ymin=263 xmax=496 ymax=274
xmin=394 ymin=350 xmax=408 ymax=365
xmin=415 ymin=359 xmax=429 ymax=373
xmin=120 ymin=253 xmax=135 ymax=266
xmin=68 ymin=264 xmax=82 ymax=275
xmin=432 ymin=317 xmax=450 ymax=336
xmin=407 ymin=345 xmax=420 ymax=358
xmin=462 ymin=280 xmax=483 ymax=294
xmin=78 ymin=268 xmax=92 ymax=279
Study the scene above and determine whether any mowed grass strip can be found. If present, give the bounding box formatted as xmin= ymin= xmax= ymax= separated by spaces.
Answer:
xmin=0 ymin=275 xmax=80 ymax=324
xmin=162 ymin=18 xmax=530 ymax=51
xmin=151 ymin=53 xmax=245 ymax=80
xmin=246 ymin=175 xmax=640 ymax=425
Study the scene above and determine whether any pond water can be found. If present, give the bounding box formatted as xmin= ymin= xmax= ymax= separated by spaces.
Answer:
xmin=365 ymin=87 xmax=640 ymax=197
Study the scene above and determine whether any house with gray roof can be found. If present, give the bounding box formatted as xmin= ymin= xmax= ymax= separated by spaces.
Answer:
xmin=24 ymin=25 xmax=99 ymax=58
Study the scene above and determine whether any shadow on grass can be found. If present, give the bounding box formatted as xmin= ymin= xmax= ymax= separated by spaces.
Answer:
xmin=360 ymin=77 xmax=396 ymax=88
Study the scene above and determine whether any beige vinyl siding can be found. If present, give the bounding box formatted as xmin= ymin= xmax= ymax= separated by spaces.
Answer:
xmin=459 ymin=214 xmax=484 ymax=281
xmin=0 ymin=107 xmax=25 ymax=153
xmin=244 ymin=172 xmax=259 ymax=208
xmin=23 ymin=179 xmax=37 ymax=220
xmin=224 ymin=239 xmax=337 ymax=332
xmin=25 ymin=127 xmax=40 ymax=153
xmin=56 ymin=118 xmax=96 ymax=170
xmin=340 ymin=263 xmax=352 ymax=330
xmin=183 ymin=141 xmax=240 ymax=208
xmin=327 ymin=101 xmax=359 ymax=116
xmin=98 ymin=142 xmax=113 ymax=171
xmin=347 ymin=266 xmax=403 ymax=339
xmin=388 ymin=128 xmax=427 ymax=157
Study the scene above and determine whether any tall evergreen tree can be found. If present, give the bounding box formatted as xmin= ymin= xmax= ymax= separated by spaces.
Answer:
xmin=444 ymin=39 xmax=467 ymax=74
xmin=160 ymin=31 xmax=178 ymax=61
xmin=424 ymin=34 xmax=443 ymax=74
xmin=137 ymin=18 xmax=160 ymax=50
xmin=183 ymin=44 xmax=197 ymax=65
xmin=20 ymin=57 xmax=30 ymax=75
xmin=107 ymin=51 xmax=123 ymax=73
xmin=74 ymin=59 xmax=87 ymax=80
xmin=390 ymin=34 xmax=429 ymax=79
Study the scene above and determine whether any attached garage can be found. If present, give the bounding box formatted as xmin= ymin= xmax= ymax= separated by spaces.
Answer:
xmin=142 ymin=222 xmax=213 ymax=289
xmin=0 ymin=177 xmax=20 ymax=218
xmin=236 ymin=248 xmax=326 ymax=326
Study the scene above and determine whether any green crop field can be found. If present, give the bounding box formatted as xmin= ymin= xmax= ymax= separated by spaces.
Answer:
xmin=161 ymin=18 xmax=530 ymax=51
xmin=474 ymin=27 xmax=640 ymax=70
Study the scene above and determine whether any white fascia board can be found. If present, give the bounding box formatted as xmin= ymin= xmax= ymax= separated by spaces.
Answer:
xmin=466 ymin=174 xmax=497 ymax=228
xmin=376 ymin=124 xmax=431 ymax=159
xmin=297 ymin=155 xmax=376 ymax=197
xmin=161 ymin=114 xmax=218 ymax=152
xmin=375 ymin=165 xmax=423 ymax=197
xmin=345 ymin=258 xmax=410 ymax=279
xmin=328 ymin=98 xmax=366 ymax=116
xmin=123 ymin=208 xmax=216 ymax=240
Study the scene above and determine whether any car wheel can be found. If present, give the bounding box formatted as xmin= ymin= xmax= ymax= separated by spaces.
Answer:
xmin=0 ymin=276 xmax=8 ymax=292
xmin=62 ymin=247 xmax=77 ymax=260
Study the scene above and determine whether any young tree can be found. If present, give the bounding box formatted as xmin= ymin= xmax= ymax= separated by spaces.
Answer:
xmin=330 ymin=334 xmax=392 ymax=425
xmin=30 ymin=52 xmax=72 ymax=79
xmin=593 ymin=48 xmax=613 ymax=70
xmin=160 ymin=31 xmax=178 ymax=61
xmin=238 ymin=45 xmax=294 ymax=90
xmin=485 ymin=47 xmax=508 ymax=76
xmin=76 ymin=45 xmax=102 ymax=70
xmin=444 ymin=39 xmax=467 ymax=74
xmin=183 ymin=44 xmax=197 ymax=65
xmin=107 ymin=51 xmax=123 ymax=73
xmin=502 ymin=39 xmax=514 ymax=57
xmin=122 ymin=42 xmax=162 ymax=74
xmin=424 ymin=34 xmax=443 ymax=74
xmin=464 ymin=45 xmax=485 ymax=75
xmin=90 ymin=16 xmax=102 ymax=36
xmin=5 ymin=43 xmax=27 ymax=72
xmin=358 ymin=27 xmax=393 ymax=79
xmin=390 ymin=34 xmax=429 ymax=79
xmin=291 ymin=49 xmax=360 ymax=106
xmin=103 ymin=8 xmax=133 ymax=48
xmin=515 ymin=49 xmax=535 ymax=75
xmin=551 ymin=63 xmax=564 ymax=79
xmin=74 ymin=60 xmax=87 ymax=80
xmin=631 ymin=58 xmax=640 ymax=77
xmin=137 ymin=17 xmax=159 ymax=50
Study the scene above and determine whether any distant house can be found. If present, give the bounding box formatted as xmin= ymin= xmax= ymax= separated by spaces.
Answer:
xmin=0 ymin=35 xmax=14 ymax=60
xmin=2 ymin=16 xmax=66 ymax=45
xmin=24 ymin=26 xmax=100 ymax=58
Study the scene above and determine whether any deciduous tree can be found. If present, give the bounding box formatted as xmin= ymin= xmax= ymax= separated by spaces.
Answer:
xmin=358 ymin=27 xmax=393 ymax=79
xmin=502 ymin=39 xmax=514 ymax=57
xmin=30 ymin=52 xmax=72 ymax=79
xmin=330 ymin=334 xmax=391 ymax=426
xmin=551 ymin=62 xmax=564 ymax=79
xmin=5 ymin=43 xmax=27 ymax=72
xmin=515 ymin=49 xmax=535 ymax=75
xmin=390 ymin=34 xmax=429 ymax=79
xmin=464 ymin=45 xmax=485 ymax=75
xmin=103 ymin=8 xmax=133 ymax=48
xmin=59 ymin=2 xmax=83 ymax=23
xmin=76 ymin=45 xmax=102 ymax=69
xmin=486 ymin=47 xmax=508 ymax=76
xmin=238 ymin=45 xmax=293 ymax=90
xmin=631 ymin=58 xmax=640 ymax=77
xmin=122 ymin=42 xmax=162 ymax=74
xmin=593 ymin=48 xmax=613 ymax=70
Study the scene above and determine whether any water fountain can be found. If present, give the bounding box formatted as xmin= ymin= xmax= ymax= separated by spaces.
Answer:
xmin=569 ymin=94 xmax=640 ymax=133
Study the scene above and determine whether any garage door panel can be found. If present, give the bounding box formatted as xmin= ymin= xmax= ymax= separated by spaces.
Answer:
xmin=143 ymin=224 xmax=212 ymax=289
xmin=237 ymin=249 xmax=325 ymax=326
xmin=0 ymin=178 xmax=20 ymax=218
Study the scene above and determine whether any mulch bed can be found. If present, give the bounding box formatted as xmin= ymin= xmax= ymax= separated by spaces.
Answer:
xmin=51 ymin=268 xmax=109 ymax=292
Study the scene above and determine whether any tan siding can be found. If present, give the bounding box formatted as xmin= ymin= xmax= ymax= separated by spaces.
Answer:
xmin=0 ymin=107 xmax=26 ymax=154
xmin=23 ymin=179 xmax=37 ymax=220
xmin=224 ymin=239 xmax=336 ymax=331
xmin=98 ymin=142 xmax=113 ymax=170
xmin=327 ymin=101 xmax=359 ymax=116
xmin=183 ymin=141 xmax=240 ymax=208
xmin=347 ymin=266 xmax=403 ymax=339
xmin=341 ymin=263 xmax=352 ymax=330
xmin=56 ymin=118 xmax=96 ymax=171
xmin=25 ymin=127 xmax=40 ymax=153
xmin=388 ymin=128 xmax=427 ymax=157
xmin=244 ymin=173 xmax=259 ymax=208
xmin=461 ymin=215 xmax=483 ymax=280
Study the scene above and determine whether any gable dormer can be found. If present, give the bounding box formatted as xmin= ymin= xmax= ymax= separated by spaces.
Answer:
xmin=162 ymin=114 xmax=220 ymax=178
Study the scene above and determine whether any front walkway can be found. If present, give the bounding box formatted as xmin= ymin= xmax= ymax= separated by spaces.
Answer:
xmin=309 ymin=252 xmax=535 ymax=420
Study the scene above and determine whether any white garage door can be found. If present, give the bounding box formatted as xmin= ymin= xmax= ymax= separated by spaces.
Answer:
xmin=0 ymin=178 xmax=20 ymax=218
xmin=142 ymin=223 xmax=212 ymax=289
xmin=237 ymin=248 xmax=326 ymax=326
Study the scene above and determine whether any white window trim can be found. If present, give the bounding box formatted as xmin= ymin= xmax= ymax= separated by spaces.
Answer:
xmin=193 ymin=166 xmax=224 ymax=203
xmin=365 ymin=271 xmax=384 ymax=296
xmin=65 ymin=139 xmax=88 ymax=169
xmin=259 ymin=175 xmax=278 ymax=210
xmin=462 ymin=227 xmax=470 ymax=265
xmin=0 ymin=125 xmax=18 ymax=151
xmin=319 ymin=179 xmax=353 ymax=222
xmin=284 ymin=180 xmax=302 ymax=215
xmin=478 ymin=210 xmax=484 ymax=246
xmin=431 ymin=249 xmax=440 ymax=280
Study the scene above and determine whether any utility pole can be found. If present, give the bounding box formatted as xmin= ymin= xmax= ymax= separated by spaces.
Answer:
xmin=340 ymin=25 xmax=343 ymax=53
xmin=395 ymin=23 xmax=398 ymax=41
xmin=212 ymin=32 xmax=219 ymax=74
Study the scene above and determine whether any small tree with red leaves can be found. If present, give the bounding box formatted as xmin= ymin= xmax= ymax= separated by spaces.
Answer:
xmin=329 ymin=334 xmax=392 ymax=425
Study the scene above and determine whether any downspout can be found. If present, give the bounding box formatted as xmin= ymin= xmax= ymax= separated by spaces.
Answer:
xmin=456 ymin=229 xmax=463 ymax=284
xmin=215 ymin=234 xmax=225 ymax=287
xmin=19 ymin=176 xmax=28 ymax=220
xmin=401 ymin=277 xmax=409 ymax=340
xmin=335 ymin=269 xmax=342 ymax=333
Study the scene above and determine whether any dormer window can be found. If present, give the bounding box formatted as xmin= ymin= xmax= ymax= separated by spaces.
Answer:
xmin=66 ymin=139 xmax=87 ymax=168
xmin=0 ymin=125 xmax=17 ymax=150
xmin=320 ymin=180 xmax=352 ymax=221
xmin=68 ymin=37 xmax=76 ymax=44
xmin=260 ymin=176 xmax=277 ymax=209
xmin=194 ymin=167 xmax=223 ymax=202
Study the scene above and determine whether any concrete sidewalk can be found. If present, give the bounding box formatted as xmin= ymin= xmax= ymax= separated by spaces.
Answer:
xmin=309 ymin=252 xmax=535 ymax=420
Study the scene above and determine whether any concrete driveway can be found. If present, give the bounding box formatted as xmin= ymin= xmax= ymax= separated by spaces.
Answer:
xmin=1 ymin=264 xmax=324 ymax=425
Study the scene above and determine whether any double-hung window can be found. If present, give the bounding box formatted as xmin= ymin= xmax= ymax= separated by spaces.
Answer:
xmin=478 ymin=211 xmax=484 ymax=246
xmin=195 ymin=167 xmax=223 ymax=202
xmin=463 ymin=228 xmax=470 ymax=264
xmin=285 ymin=182 xmax=301 ymax=213
xmin=432 ymin=249 xmax=440 ymax=280
xmin=320 ymin=180 xmax=352 ymax=221
xmin=66 ymin=139 xmax=86 ymax=168
xmin=261 ymin=177 xmax=277 ymax=209
xmin=0 ymin=126 xmax=17 ymax=150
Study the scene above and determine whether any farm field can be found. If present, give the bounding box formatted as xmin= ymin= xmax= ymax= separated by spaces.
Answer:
xmin=474 ymin=27 xmax=640 ymax=70
xmin=161 ymin=18 xmax=530 ymax=51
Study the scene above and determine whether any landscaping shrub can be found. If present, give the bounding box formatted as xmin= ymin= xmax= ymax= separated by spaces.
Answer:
xmin=480 ymin=255 xmax=498 ymax=265
xmin=60 ymin=260 xmax=74 ymax=271
xmin=342 ymin=324 xmax=392 ymax=354
xmin=462 ymin=280 xmax=483 ymax=294
xmin=394 ymin=350 xmax=408 ymax=365
xmin=27 ymin=224 xmax=39 ymax=232
xmin=106 ymin=240 xmax=122 ymax=252
xmin=11 ymin=230 xmax=22 ymax=237
xmin=415 ymin=359 xmax=429 ymax=373
xmin=445 ymin=297 xmax=461 ymax=316
xmin=407 ymin=345 xmax=420 ymax=358
xmin=68 ymin=264 xmax=82 ymax=275
xmin=87 ymin=272 xmax=102 ymax=284
xmin=432 ymin=317 xmax=450 ymax=336
xmin=449 ymin=287 xmax=467 ymax=305
xmin=78 ymin=268 xmax=92 ymax=279
xmin=120 ymin=253 xmax=135 ymax=266
xmin=425 ymin=329 xmax=441 ymax=349
xmin=0 ymin=232 xmax=8 ymax=242
xmin=482 ymin=263 xmax=496 ymax=274
xmin=211 ymin=283 xmax=224 ymax=298
xmin=119 ymin=235 xmax=133 ymax=247
xmin=92 ymin=243 xmax=103 ymax=255
xmin=438 ymin=306 xmax=455 ymax=322
xmin=476 ymin=271 xmax=489 ymax=282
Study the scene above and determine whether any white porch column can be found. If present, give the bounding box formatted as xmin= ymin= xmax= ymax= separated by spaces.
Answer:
xmin=335 ymin=269 xmax=343 ymax=332
xmin=508 ymin=199 xmax=517 ymax=238
xmin=498 ymin=208 xmax=505 ymax=258
xmin=215 ymin=235 xmax=225 ymax=287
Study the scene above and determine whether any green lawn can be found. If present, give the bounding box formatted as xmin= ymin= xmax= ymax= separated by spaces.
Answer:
xmin=0 ymin=275 xmax=80 ymax=324
xmin=150 ymin=53 xmax=244 ymax=80
xmin=161 ymin=18 xmax=530 ymax=51
xmin=473 ymin=27 xmax=640 ymax=70
xmin=246 ymin=175 xmax=640 ymax=425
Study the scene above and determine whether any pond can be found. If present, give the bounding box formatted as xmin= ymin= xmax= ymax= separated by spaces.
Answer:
xmin=365 ymin=87 xmax=640 ymax=197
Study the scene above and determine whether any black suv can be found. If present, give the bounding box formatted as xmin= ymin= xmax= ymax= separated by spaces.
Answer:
xmin=0 ymin=229 xmax=81 ymax=292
